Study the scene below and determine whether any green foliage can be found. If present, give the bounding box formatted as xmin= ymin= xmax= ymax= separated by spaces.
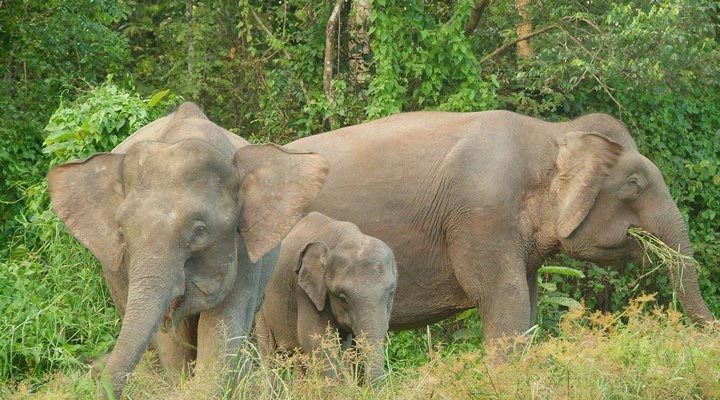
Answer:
xmin=0 ymin=83 xmax=176 ymax=384
xmin=0 ymin=0 xmax=132 ymax=247
xmin=43 ymin=79 xmax=176 ymax=166
xmin=123 ymin=0 xmax=330 ymax=142
xmin=0 ymin=218 xmax=118 ymax=383
xmin=366 ymin=0 xmax=498 ymax=118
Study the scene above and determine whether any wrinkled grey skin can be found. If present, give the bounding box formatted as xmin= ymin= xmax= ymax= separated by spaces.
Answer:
xmin=255 ymin=212 xmax=397 ymax=384
xmin=48 ymin=102 xmax=328 ymax=398
xmin=287 ymin=111 xmax=715 ymax=342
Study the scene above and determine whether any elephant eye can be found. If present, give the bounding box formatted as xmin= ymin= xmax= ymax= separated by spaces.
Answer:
xmin=337 ymin=293 xmax=349 ymax=305
xmin=190 ymin=221 xmax=208 ymax=249
xmin=620 ymin=174 xmax=642 ymax=198
xmin=192 ymin=223 xmax=207 ymax=237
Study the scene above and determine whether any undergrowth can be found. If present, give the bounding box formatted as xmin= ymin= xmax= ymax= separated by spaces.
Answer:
xmin=5 ymin=298 xmax=719 ymax=399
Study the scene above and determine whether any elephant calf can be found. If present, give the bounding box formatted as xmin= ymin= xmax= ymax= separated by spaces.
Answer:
xmin=255 ymin=212 xmax=397 ymax=384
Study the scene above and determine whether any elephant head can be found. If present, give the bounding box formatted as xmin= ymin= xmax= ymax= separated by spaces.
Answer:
xmin=552 ymin=114 xmax=714 ymax=324
xmin=48 ymin=138 xmax=328 ymax=397
xmin=294 ymin=232 xmax=397 ymax=384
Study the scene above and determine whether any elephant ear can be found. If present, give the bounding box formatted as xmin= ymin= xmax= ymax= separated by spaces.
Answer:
xmin=234 ymin=144 xmax=329 ymax=263
xmin=555 ymin=131 xmax=622 ymax=238
xmin=294 ymin=242 xmax=330 ymax=311
xmin=47 ymin=153 xmax=125 ymax=272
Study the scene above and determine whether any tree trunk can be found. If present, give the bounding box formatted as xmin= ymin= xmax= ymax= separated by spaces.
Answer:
xmin=348 ymin=0 xmax=372 ymax=87
xmin=515 ymin=0 xmax=533 ymax=58
xmin=323 ymin=0 xmax=345 ymax=128
xmin=464 ymin=0 xmax=490 ymax=36
xmin=186 ymin=0 xmax=196 ymax=98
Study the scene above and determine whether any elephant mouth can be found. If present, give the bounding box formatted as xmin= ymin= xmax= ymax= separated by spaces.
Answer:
xmin=161 ymin=296 xmax=183 ymax=332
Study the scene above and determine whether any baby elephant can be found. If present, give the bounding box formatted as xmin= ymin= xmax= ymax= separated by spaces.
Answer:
xmin=255 ymin=212 xmax=397 ymax=384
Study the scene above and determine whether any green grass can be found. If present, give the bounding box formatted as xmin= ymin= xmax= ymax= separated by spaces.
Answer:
xmin=0 ymin=210 xmax=119 ymax=384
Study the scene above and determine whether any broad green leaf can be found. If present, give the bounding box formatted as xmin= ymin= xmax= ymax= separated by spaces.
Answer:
xmin=543 ymin=296 xmax=581 ymax=309
xmin=539 ymin=265 xmax=586 ymax=279
xmin=147 ymin=89 xmax=170 ymax=107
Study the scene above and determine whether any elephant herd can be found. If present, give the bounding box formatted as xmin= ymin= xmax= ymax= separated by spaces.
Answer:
xmin=48 ymin=102 xmax=714 ymax=398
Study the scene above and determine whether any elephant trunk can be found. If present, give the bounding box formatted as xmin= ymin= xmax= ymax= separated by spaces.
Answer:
xmin=356 ymin=316 xmax=389 ymax=386
xmin=656 ymin=211 xmax=714 ymax=324
xmin=103 ymin=254 xmax=185 ymax=398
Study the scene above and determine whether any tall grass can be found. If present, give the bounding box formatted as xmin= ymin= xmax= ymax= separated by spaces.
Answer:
xmin=6 ymin=298 xmax=719 ymax=399
xmin=0 ymin=201 xmax=119 ymax=384
xmin=4 ymin=221 xmax=717 ymax=398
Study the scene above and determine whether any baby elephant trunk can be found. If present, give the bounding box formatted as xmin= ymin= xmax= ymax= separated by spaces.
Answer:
xmin=356 ymin=315 xmax=389 ymax=386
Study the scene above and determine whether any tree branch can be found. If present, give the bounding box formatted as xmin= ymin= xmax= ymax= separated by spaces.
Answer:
xmin=479 ymin=24 xmax=559 ymax=64
xmin=464 ymin=0 xmax=491 ymax=36
xmin=251 ymin=10 xmax=309 ymax=100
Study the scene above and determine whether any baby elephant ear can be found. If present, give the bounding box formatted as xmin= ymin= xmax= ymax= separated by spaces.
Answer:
xmin=295 ymin=242 xmax=330 ymax=311
xmin=554 ymin=131 xmax=623 ymax=238
xmin=47 ymin=153 xmax=125 ymax=272
xmin=234 ymin=144 xmax=329 ymax=263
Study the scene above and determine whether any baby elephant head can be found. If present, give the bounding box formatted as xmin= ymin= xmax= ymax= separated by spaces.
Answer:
xmin=295 ymin=228 xmax=397 ymax=384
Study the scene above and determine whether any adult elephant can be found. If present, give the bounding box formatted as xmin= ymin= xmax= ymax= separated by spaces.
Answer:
xmin=286 ymin=110 xmax=715 ymax=341
xmin=48 ymin=102 xmax=328 ymax=398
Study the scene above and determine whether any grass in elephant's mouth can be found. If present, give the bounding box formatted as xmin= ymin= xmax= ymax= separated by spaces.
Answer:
xmin=627 ymin=227 xmax=699 ymax=290
xmin=7 ymin=300 xmax=720 ymax=400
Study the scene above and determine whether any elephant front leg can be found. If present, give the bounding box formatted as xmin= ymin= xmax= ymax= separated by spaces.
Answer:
xmin=448 ymin=228 xmax=533 ymax=343
xmin=296 ymin=294 xmax=344 ymax=380
xmin=195 ymin=248 xmax=279 ymax=381
xmin=479 ymin=269 xmax=532 ymax=342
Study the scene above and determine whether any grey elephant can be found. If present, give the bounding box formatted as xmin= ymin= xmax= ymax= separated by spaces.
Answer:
xmin=255 ymin=212 xmax=397 ymax=384
xmin=285 ymin=111 xmax=715 ymax=342
xmin=48 ymin=102 xmax=328 ymax=398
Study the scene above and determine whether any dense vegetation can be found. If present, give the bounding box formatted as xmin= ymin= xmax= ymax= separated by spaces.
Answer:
xmin=1 ymin=0 xmax=718 ymax=395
